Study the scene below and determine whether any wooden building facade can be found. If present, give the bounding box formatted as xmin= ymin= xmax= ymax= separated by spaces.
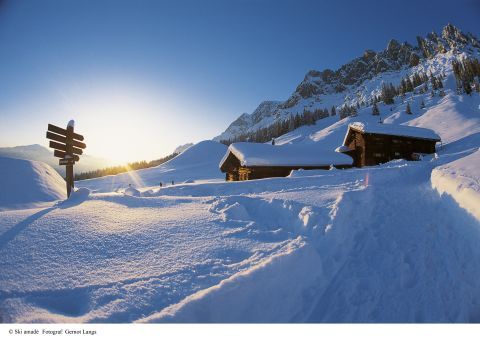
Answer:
xmin=338 ymin=122 xmax=441 ymax=167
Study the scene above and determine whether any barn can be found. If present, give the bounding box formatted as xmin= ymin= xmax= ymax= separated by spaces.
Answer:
xmin=336 ymin=122 xmax=441 ymax=167
xmin=219 ymin=142 xmax=353 ymax=181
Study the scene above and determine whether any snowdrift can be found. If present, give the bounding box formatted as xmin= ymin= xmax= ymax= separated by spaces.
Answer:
xmin=77 ymin=140 xmax=227 ymax=192
xmin=0 ymin=157 xmax=66 ymax=210
xmin=432 ymin=149 xmax=480 ymax=221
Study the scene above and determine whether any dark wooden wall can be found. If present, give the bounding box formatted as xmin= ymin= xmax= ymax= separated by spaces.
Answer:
xmin=345 ymin=130 xmax=437 ymax=167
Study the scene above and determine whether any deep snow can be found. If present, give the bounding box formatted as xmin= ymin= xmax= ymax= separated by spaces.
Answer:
xmin=432 ymin=149 xmax=480 ymax=221
xmin=1 ymin=156 xmax=480 ymax=322
xmin=77 ymin=140 xmax=227 ymax=193
xmin=0 ymin=157 xmax=66 ymax=210
xmin=1 ymin=53 xmax=480 ymax=323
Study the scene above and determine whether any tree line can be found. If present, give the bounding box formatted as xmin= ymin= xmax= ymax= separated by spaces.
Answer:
xmin=452 ymin=57 xmax=480 ymax=95
xmin=74 ymin=152 xmax=178 ymax=181
xmin=222 ymin=57 xmax=478 ymax=146
xmin=220 ymin=107 xmax=333 ymax=145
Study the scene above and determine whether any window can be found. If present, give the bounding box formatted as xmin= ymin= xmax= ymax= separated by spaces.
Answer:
xmin=394 ymin=152 xmax=401 ymax=156
xmin=373 ymin=153 xmax=383 ymax=158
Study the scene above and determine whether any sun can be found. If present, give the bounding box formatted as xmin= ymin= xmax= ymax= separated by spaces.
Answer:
xmin=63 ymin=82 xmax=173 ymax=164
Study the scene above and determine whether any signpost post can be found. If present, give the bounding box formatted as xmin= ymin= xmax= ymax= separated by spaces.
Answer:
xmin=46 ymin=120 xmax=86 ymax=198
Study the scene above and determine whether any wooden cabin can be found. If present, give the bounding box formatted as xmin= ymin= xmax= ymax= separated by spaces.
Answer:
xmin=219 ymin=142 xmax=353 ymax=181
xmin=336 ymin=122 xmax=441 ymax=167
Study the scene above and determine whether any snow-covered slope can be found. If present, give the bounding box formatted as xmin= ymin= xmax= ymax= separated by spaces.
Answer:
xmin=0 ymin=157 xmax=66 ymax=210
xmin=173 ymin=143 xmax=194 ymax=154
xmin=77 ymin=140 xmax=227 ymax=192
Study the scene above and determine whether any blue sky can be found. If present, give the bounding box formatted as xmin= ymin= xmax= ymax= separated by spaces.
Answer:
xmin=0 ymin=0 xmax=478 ymax=162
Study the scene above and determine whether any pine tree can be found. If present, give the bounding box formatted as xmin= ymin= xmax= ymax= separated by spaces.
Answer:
xmin=405 ymin=78 xmax=414 ymax=92
xmin=381 ymin=82 xmax=395 ymax=105
xmin=423 ymin=83 xmax=429 ymax=93
xmin=372 ymin=102 xmax=380 ymax=116
xmin=431 ymin=74 xmax=438 ymax=90
xmin=330 ymin=106 xmax=336 ymax=116
xmin=406 ymin=102 xmax=412 ymax=114
xmin=463 ymin=80 xmax=473 ymax=95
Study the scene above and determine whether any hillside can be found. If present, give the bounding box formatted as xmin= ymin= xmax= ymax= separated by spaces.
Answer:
xmin=77 ymin=140 xmax=227 ymax=193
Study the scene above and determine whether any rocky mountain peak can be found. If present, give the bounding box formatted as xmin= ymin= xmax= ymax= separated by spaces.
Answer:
xmin=214 ymin=24 xmax=480 ymax=143
xmin=386 ymin=39 xmax=401 ymax=54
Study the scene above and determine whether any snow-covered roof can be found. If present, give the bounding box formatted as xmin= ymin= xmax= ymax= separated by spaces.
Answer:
xmin=335 ymin=145 xmax=353 ymax=153
xmin=220 ymin=142 xmax=353 ymax=168
xmin=347 ymin=122 xmax=441 ymax=141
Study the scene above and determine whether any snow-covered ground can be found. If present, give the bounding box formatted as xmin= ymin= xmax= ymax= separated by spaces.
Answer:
xmin=77 ymin=140 xmax=227 ymax=193
xmin=432 ymin=149 xmax=480 ymax=221
xmin=1 ymin=73 xmax=480 ymax=322
xmin=0 ymin=157 xmax=66 ymax=211
xmin=1 ymin=155 xmax=480 ymax=322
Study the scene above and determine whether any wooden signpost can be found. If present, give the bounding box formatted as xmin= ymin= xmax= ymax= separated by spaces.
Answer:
xmin=46 ymin=121 xmax=86 ymax=197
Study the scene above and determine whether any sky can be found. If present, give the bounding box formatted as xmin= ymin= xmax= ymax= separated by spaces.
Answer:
xmin=0 ymin=0 xmax=478 ymax=163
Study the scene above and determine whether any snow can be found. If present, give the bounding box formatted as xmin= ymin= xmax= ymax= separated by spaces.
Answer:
xmin=1 ymin=40 xmax=480 ymax=323
xmin=173 ymin=143 xmax=194 ymax=155
xmin=222 ymin=142 xmax=353 ymax=167
xmin=335 ymin=145 xmax=353 ymax=153
xmin=124 ymin=186 xmax=141 ymax=196
xmin=2 ymin=156 xmax=480 ymax=322
xmin=0 ymin=157 xmax=66 ymax=210
xmin=77 ymin=140 xmax=227 ymax=193
xmin=67 ymin=120 xmax=75 ymax=128
xmin=432 ymin=149 xmax=480 ymax=221
xmin=348 ymin=121 xmax=441 ymax=141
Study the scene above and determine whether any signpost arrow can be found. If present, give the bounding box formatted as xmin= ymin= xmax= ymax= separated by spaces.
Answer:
xmin=49 ymin=141 xmax=83 ymax=155
xmin=46 ymin=131 xmax=86 ymax=149
xmin=59 ymin=159 xmax=75 ymax=166
xmin=53 ymin=150 xmax=80 ymax=161
xmin=47 ymin=121 xmax=86 ymax=198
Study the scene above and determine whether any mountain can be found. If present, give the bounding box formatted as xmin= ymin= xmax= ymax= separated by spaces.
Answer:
xmin=213 ymin=101 xmax=281 ymax=142
xmin=0 ymin=144 xmax=116 ymax=176
xmin=213 ymin=24 xmax=480 ymax=142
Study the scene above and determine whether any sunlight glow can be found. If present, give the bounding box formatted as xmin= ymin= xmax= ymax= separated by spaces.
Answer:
xmin=124 ymin=164 xmax=146 ymax=188
xmin=59 ymin=80 xmax=185 ymax=164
